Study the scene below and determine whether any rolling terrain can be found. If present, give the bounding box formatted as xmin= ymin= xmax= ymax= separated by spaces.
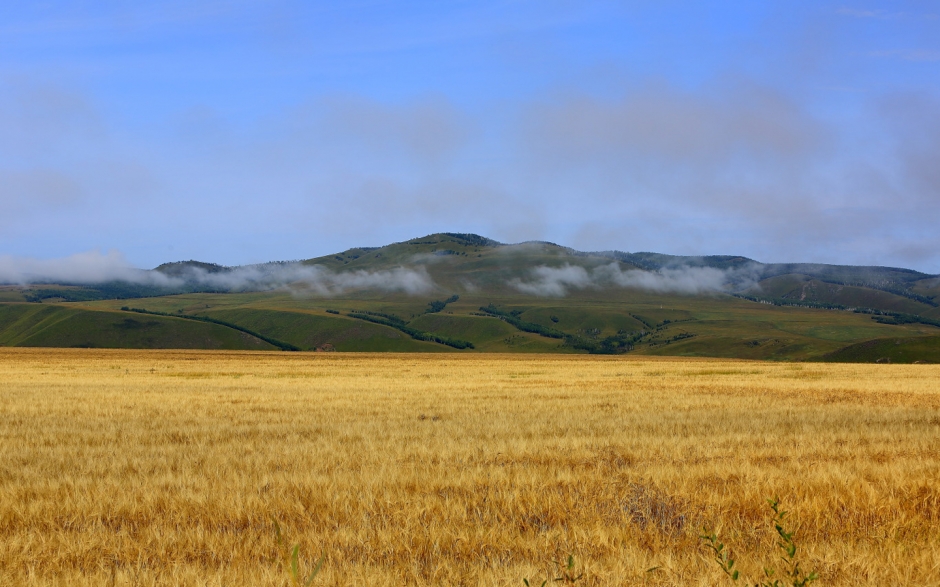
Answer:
xmin=1 ymin=233 xmax=939 ymax=361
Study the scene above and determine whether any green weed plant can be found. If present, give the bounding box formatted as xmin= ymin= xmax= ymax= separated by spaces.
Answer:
xmin=701 ymin=498 xmax=819 ymax=587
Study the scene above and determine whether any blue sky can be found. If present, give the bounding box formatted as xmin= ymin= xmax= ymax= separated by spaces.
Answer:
xmin=1 ymin=1 xmax=939 ymax=272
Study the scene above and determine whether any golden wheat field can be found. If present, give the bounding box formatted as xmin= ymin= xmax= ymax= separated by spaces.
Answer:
xmin=1 ymin=349 xmax=938 ymax=586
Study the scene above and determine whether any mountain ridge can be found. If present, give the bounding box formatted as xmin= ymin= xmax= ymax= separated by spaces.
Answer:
xmin=150 ymin=233 xmax=937 ymax=286
xmin=2 ymin=232 xmax=939 ymax=362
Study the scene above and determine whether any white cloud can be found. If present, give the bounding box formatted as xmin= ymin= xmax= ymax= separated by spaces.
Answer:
xmin=509 ymin=264 xmax=591 ymax=296
xmin=0 ymin=251 xmax=437 ymax=296
xmin=0 ymin=250 xmax=172 ymax=286
xmin=509 ymin=263 xmax=760 ymax=297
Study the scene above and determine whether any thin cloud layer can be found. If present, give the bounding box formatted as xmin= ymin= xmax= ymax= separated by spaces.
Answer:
xmin=510 ymin=265 xmax=591 ymax=297
xmin=311 ymin=94 xmax=471 ymax=164
xmin=510 ymin=263 xmax=758 ymax=297
xmin=521 ymin=80 xmax=825 ymax=164
xmin=0 ymin=251 xmax=169 ymax=286
xmin=1 ymin=2 xmax=939 ymax=272
xmin=0 ymin=251 xmax=436 ymax=296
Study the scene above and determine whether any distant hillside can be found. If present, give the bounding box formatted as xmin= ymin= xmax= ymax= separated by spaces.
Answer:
xmin=2 ymin=232 xmax=939 ymax=360
xmin=154 ymin=260 xmax=228 ymax=277
xmin=815 ymin=336 xmax=940 ymax=364
xmin=0 ymin=304 xmax=274 ymax=350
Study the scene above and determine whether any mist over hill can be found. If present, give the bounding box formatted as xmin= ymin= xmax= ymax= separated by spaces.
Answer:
xmin=3 ymin=233 xmax=936 ymax=304
xmin=2 ymin=233 xmax=939 ymax=362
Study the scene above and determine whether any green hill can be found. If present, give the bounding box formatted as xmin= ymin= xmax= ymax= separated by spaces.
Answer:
xmin=0 ymin=304 xmax=274 ymax=350
xmin=815 ymin=336 xmax=940 ymax=364
xmin=748 ymin=274 xmax=933 ymax=314
xmin=193 ymin=308 xmax=452 ymax=352
xmin=3 ymin=232 xmax=939 ymax=361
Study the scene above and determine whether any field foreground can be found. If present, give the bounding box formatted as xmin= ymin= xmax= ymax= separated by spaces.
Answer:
xmin=1 ymin=350 xmax=938 ymax=586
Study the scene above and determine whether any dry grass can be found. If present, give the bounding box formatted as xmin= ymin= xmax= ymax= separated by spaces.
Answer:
xmin=1 ymin=348 xmax=938 ymax=586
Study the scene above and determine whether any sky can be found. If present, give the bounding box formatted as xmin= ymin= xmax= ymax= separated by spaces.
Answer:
xmin=1 ymin=0 xmax=939 ymax=272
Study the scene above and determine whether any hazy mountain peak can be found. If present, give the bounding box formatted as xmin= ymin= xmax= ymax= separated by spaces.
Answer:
xmin=154 ymin=261 xmax=228 ymax=276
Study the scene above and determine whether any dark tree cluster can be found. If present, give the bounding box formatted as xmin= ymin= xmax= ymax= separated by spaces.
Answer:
xmin=478 ymin=305 xmax=566 ymax=339
xmin=120 ymin=307 xmax=299 ymax=351
xmin=347 ymin=311 xmax=474 ymax=349
xmin=426 ymin=295 xmax=459 ymax=314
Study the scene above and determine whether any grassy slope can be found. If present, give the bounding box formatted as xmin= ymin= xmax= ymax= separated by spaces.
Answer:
xmin=75 ymin=286 xmax=940 ymax=360
xmin=913 ymin=278 xmax=940 ymax=319
xmin=197 ymin=308 xmax=452 ymax=352
xmin=408 ymin=313 xmax=563 ymax=352
xmin=815 ymin=336 xmax=940 ymax=363
xmin=752 ymin=274 xmax=935 ymax=314
xmin=88 ymin=295 xmax=455 ymax=352
xmin=0 ymin=288 xmax=27 ymax=302
xmin=0 ymin=303 xmax=275 ymax=350
xmin=9 ymin=234 xmax=940 ymax=360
